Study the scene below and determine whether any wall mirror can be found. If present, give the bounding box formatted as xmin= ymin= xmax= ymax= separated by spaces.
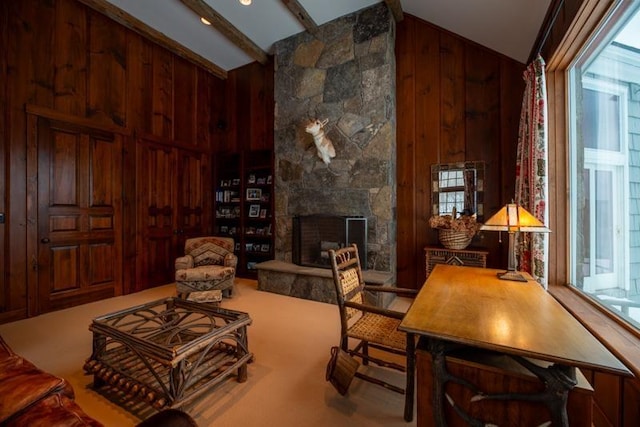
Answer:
xmin=431 ymin=161 xmax=484 ymax=221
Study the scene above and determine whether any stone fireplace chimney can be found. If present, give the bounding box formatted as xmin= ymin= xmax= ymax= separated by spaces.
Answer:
xmin=273 ymin=3 xmax=396 ymax=274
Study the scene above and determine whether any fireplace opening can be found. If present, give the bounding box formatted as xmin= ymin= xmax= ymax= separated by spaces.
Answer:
xmin=293 ymin=215 xmax=367 ymax=269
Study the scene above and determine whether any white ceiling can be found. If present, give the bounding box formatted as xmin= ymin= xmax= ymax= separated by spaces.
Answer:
xmin=104 ymin=0 xmax=552 ymax=71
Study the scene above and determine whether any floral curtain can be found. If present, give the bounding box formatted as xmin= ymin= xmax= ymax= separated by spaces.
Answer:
xmin=515 ymin=54 xmax=549 ymax=288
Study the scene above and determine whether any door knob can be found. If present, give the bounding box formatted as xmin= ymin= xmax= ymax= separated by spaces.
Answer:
xmin=41 ymin=238 xmax=50 ymax=243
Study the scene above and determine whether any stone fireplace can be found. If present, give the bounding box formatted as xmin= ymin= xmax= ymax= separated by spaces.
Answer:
xmin=272 ymin=3 xmax=397 ymax=276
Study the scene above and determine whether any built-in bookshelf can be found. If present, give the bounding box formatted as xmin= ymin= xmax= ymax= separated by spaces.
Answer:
xmin=213 ymin=150 xmax=274 ymax=277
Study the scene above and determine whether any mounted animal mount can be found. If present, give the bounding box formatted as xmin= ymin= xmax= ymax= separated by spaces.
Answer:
xmin=305 ymin=118 xmax=336 ymax=165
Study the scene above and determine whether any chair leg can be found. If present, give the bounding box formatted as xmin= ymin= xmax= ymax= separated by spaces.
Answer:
xmin=404 ymin=333 xmax=416 ymax=422
xmin=362 ymin=341 xmax=369 ymax=366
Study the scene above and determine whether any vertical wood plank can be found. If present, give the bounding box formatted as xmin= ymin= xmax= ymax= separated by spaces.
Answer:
xmin=196 ymin=68 xmax=213 ymax=150
xmin=126 ymin=33 xmax=153 ymax=132
xmin=250 ymin=62 xmax=268 ymax=151
xmin=173 ymin=56 xmax=196 ymax=145
xmin=0 ymin=0 xmax=7 ymax=315
xmin=440 ymin=33 xmax=465 ymax=162
xmin=395 ymin=15 xmax=417 ymax=287
xmin=151 ymin=46 xmax=173 ymax=139
xmin=87 ymin=9 xmax=126 ymax=126
xmin=210 ymin=72 xmax=229 ymax=153
xmin=54 ymin=0 xmax=87 ymax=116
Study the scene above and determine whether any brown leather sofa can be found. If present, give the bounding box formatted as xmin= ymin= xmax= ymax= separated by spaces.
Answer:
xmin=0 ymin=335 xmax=198 ymax=427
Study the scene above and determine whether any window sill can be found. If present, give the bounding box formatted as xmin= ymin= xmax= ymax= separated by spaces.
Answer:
xmin=549 ymin=284 xmax=640 ymax=379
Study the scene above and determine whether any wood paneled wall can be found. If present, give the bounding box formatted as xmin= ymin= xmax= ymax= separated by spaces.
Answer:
xmin=395 ymin=15 xmax=525 ymax=288
xmin=0 ymin=0 xmax=240 ymax=322
xmin=223 ymin=60 xmax=275 ymax=154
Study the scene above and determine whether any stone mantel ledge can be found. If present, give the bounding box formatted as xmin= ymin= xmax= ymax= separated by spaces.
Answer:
xmin=255 ymin=260 xmax=393 ymax=285
xmin=255 ymin=260 xmax=395 ymax=307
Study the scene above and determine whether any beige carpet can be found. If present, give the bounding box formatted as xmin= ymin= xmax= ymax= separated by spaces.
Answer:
xmin=0 ymin=279 xmax=416 ymax=427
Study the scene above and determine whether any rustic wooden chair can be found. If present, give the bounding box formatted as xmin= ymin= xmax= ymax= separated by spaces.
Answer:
xmin=328 ymin=244 xmax=417 ymax=422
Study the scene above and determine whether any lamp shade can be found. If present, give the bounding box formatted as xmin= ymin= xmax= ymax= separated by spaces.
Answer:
xmin=480 ymin=203 xmax=550 ymax=233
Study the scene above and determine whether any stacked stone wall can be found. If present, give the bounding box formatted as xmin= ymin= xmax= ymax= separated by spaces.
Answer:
xmin=273 ymin=3 xmax=396 ymax=272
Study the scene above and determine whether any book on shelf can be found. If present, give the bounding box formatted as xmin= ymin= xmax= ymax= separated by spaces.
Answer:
xmin=216 ymin=190 xmax=240 ymax=203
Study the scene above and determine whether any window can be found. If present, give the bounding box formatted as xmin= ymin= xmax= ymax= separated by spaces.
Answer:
xmin=568 ymin=2 xmax=640 ymax=329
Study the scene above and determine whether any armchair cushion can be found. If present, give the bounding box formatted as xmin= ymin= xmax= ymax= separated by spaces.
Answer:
xmin=186 ymin=237 xmax=234 ymax=267
xmin=175 ymin=255 xmax=194 ymax=271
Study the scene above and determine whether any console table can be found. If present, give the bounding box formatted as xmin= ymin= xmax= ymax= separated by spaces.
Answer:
xmin=84 ymin=298 xmax=252 ymax=410
xmin=399 ymin=264 xmax=630 ymax=426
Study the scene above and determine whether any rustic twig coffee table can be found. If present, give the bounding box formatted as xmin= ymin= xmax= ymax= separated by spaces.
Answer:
xmin=84 ymin=297 xmax=252 ymax=410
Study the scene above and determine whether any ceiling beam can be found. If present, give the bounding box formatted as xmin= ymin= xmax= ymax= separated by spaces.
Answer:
xmin=384 ymin=0 xmax=404 ymax=22
xmin=179 ymin=0 xmax=268 ymax=65
xmin=281 ymin=0 xmax=318 ymax=35
xmin=76 ymin=0 xmax=227 ymax=79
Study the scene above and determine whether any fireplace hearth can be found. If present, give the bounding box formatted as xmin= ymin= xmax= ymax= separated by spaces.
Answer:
xmin=292 ymin=215 xmax=367 ymax=269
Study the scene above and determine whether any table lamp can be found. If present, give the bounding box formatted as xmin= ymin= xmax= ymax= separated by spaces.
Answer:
xmin=480 ymin=203 xmax=550 ymax=282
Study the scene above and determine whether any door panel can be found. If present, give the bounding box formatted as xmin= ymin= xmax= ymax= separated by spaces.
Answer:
xmin=37 ymin=118 xmax=122 ymax=314
xmin=135 ymin=139 xmax=211 ymax=290
xmin=136 ymin=139 xmax=176 ymax=289
xmin=177 ymin=149 xmax=210 ymax=244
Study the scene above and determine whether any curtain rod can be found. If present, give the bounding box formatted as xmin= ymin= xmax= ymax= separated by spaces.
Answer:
xmin=531 ymin=0 xmax=565 ymax=61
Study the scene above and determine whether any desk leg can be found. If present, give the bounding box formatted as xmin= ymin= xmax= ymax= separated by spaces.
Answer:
xmin=510 ymin=357 xmax=577 ymax=427
xmin=426 ymin=339 xmax=579 ymax=427
xmin=405 ymin=332 xmax=416 ymax=422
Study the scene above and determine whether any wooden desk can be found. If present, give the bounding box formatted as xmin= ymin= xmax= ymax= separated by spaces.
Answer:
xmin=399 ymin=264 xmax=630 ymax=426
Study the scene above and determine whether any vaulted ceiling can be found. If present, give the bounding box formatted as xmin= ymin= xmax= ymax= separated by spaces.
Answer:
xmin=81 ymin=0 xmax=552 ymax=78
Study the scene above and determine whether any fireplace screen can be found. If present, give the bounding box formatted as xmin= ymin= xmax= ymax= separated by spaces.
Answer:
xmin=292 ymin=215 xmax=367 ymax=269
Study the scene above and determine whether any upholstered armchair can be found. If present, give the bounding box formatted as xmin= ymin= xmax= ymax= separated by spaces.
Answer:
xmin=175 ymin=236 xmax=237 ymax=300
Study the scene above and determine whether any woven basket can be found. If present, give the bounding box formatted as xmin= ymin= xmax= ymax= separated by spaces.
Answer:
xmin=326 ymin=346 xmax=359 ymax=395
xmin=438 ymin=228 xmax=473 ymax=250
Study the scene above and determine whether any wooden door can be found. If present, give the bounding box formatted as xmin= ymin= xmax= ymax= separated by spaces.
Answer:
xmin=135 ymin=139 xmax=210 ymax=290
xmin=37 ymin=118 xmax=122 ymax=314
xmin=176 ymin=149 xmax=210 ymax=247
xmin=136 ymin=138 xmax=176 ymax=289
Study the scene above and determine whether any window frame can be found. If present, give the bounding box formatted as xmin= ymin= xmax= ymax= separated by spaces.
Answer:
xmin=546 ymin=0 xmax=640 ymax=378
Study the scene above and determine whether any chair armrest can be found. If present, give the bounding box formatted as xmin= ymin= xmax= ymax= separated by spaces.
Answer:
xmin=224 ymin=253 xmax=238 ymax=269
xmin=344 ymin=301 xmax=405 ymax=320
xmin=175 ymin=255 xmax=194 ymax=270
xmin=363 ymin=285 xmax=418 ymax=298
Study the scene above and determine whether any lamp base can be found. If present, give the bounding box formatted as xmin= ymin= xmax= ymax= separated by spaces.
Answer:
xmin=497 ymin=270 xmax=528 ymax=282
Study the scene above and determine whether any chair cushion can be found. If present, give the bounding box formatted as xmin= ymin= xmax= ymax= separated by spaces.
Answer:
xmin=186 ymin=237 xmax=233 ymax=267
xmin=0 ymin=356 xmax=71 ymax=423
xmin=5 ymin=392 xmax=102 ymax=427
xmin=175 ymin=265 xmax=234 ymax=282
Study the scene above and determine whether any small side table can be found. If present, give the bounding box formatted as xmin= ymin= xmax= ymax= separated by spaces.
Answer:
xmin=424 ymin=245 xmax=488 ymax=278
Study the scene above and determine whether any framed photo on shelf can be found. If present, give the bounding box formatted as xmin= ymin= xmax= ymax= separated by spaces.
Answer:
xmin=246 ymin=188 xmax=262 ymax=201
xmin=248 ymin=204 xmax=260 ymax=217
xmin=259 ymin=209 xmax=267 ymax=218
xmin=261 ymin=244 xmax=270 ymax=252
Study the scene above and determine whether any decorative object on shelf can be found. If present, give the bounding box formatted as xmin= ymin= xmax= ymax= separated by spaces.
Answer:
xmin=246 ymin=188 xmax=261 ymax=200
xmin=248 ymin=204 xmax=260 ymax=218
xmin=429 ymin=207 xmax=480 ymax=250
xmin=305 ymin=118 xmax=336 ymax=165
xmin=480 ymin=202 xmax=550 ymax=282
